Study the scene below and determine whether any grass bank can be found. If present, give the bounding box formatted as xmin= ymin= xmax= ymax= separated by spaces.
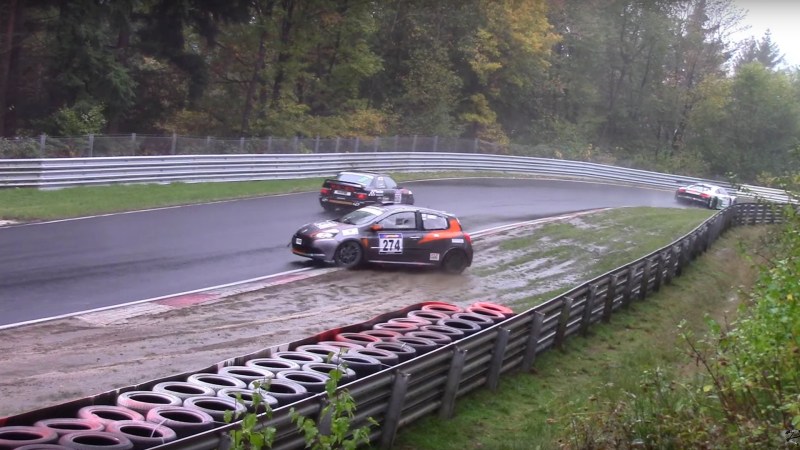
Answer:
xmin=391 ymin=224 xmax=767 ymax=450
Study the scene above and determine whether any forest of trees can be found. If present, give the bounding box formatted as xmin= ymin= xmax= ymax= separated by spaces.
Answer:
xmin=0 ymin=0 xmax=798 ymax=183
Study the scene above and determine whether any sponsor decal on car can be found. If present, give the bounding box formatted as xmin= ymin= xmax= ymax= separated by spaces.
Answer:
xmin=295 ymin=237 xmax=302 ymax=245
xmin=451 ymin=238 xmax=464 ymax=243
xmin=341 ymin=228 xmax=359 ymax=236
xmin=316 ymin=221 xmax=338 ymax=229
xmin=334 ymin=190 xmax=351 ymax=196
xmin=368 ymin=190 xmax=384 ymax=196
xmin=379 ymin=233 xmax=403 ymax=254
xmin=394 ymin=191 xmax=402 ymax=203
xmin=430 ymin=252 xmax=440 ymax=261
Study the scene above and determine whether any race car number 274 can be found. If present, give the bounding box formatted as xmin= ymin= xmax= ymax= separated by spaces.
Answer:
xmin=379 ymin=233 xmax=403 ymax=254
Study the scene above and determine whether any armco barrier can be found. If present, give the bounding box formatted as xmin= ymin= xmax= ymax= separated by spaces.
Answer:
xmin=0 ymin=202 xmax=790 ymax=449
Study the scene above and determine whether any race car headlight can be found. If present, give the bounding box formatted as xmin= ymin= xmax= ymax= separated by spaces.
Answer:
xmin=312 ymin=231 xmax=338 ymax=239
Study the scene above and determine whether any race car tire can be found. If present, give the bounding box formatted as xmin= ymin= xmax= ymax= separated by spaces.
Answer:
xmin=334 ymin=241 xmax=363 ymax=269
xmin=186 ymin=373 xmax=247 ymax=393
xmin=145 ymin=406 xmax=215 ymax=438
xmin=153 ymin=381 xmax=217 ymax=401
xmin=77 ymin=406 xmax=145 ymax=427
xmin=104 ymin=420 xmax=177 ymax=448
xmin=183 ymin=396 xmax=247 ymax=422
xmin=57 ymin=431 xmax=133 ymax=450
xmin=276 ymin=370 xmax=330 ymax=394
xmin=245 ymin=358 xmax=302 ymax=374
xmin=33 ymin=418 xmax=105 ymax=436
xmin=0 ymin=426 xmax=59 ymax=448
xmin=116 ymin=391 xmax=182 ymax=415
xmin=320 ymin=202 xmax=337 ymax=212
xmin=441 ymin=250 xmax=469 ymax=274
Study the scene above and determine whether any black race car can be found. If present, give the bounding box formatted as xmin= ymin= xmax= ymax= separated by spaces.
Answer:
xmin=291 ymin=204 xmax=473 ymax=274
xmin=318 ymin=171 xmax=414 ymax=211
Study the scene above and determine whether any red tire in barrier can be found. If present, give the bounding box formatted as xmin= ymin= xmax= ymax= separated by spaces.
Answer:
xmin=301 ymin=363 xmax=357 ymax=384
xmin=33 ymin=419 xmax=104 ymax=436
xmin=333 ymin=332 xmax=382 ymax=346
xmin=359 ymin=329 xmax=403 ymax=341
xmin=272 ymin=350 xmax=325 ymax=365
xmin=465 ymin=305 xmax=506 ymax=323
xmin=330 ymin=353 xmax=383 ymax=377
xmin=388 ymin=316 xmax=433 ymax=326
xmin=389 ymin=336 xmax=439 ymax=355
xmin=372 ymin=322 xmax=419 ymax=333
xmin=0 ymin=426 xmax=59 ymax=449
xmin=116 ymin=391 xmax=182 ymax=415
xmin=419 ymin=324 xmax=466 ymax=341
xmin=216 ymin=388 xmax=278 ymax=412
xmin=77 ymin=406 xmax=144 ymax=428
xmin=186 ymin=373 xmax=247 ymax=392
xmin=316 ymin=340 xmax=365 ymax=352
xmin=470 ymin=302 xmax=514 ymax=318
xmin=57 ymin=431 xmax=133 ymax=450
xmin=276 ymin=370 xmax=330 ymax=393
xmin=406 ymin=330 xmax=453 ymax=345
xmin=104 ymin=420 xmax=177 ymax=449
xmin=183 ymin=396 xmax=247 ymax=422
xmin=217 ymin=365 xmax=275 ymax=385
xmin=145 ymin=406 xmax=215 ymax=438
xmin=295 ymin=344 xmax=346 ymax=361
xmin=452 ymin=312 xmax=495 ymax=329
xmin=420 ymin=302 xmax=464 ymax=315
xmin=436 ymin=317 xmax=482 ymax=336
xmin=245 ymin=358 xmax=301 ymax=374
xmin=349 ymin=347 xmax=400 ymax=367
xmin=152 ymin=381 xmax=216 ymax=401
xmin=365 ymin=341 xmax=417 ymax=363
xmin=407 ymin=310 xmax=449 ymax=322
xmin=251 ymin=378 xmax=310 ymax=406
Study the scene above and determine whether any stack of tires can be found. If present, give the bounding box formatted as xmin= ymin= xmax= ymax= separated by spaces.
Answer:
xmin=0 ymin=301 xmax=514 ymax=450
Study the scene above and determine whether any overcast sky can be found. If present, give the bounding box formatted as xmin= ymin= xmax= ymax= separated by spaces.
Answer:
xmin=732 ymin=0 xmax=800 ymax=67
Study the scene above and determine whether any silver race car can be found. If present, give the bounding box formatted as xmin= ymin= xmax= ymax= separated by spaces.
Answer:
xmin=675 ymin=183 xmax=737 ymax=209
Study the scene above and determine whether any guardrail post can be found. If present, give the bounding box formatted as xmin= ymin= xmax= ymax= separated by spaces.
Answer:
xmin=130 ymin=133 xmax=137 ymax=156
xmin=521 ymin=312 xmax=544 ymax=371
xmin=373 ymin=137 xmax=380 ymax=152
xmin=433 ymin=135 xmax=439 ymax=152
xmin=314 ymin=136 xmax=320 ymax=153
xmin=602 ymin=275 xmax=618 ymax=323
xmin=554 ymin=297 xmax=574 ymax=351
xmin=354 ymin=137 xmax=360 ymax=153
xmin=622 ymin=266 xmax=635 ymax=308
xmin=666 ymin=246 xmax=678 ymax=283
xmin=380 ymin=371 xmax=410 ymax=449
xmin=87 ymin=133 xmax=94 ymax=157
xmin=653 ymin=253 xmax=665 ymax=292
xmin=411 ymin=135 xmax=417 ymax=152
xmin=579 ymin=288 xmax=595 ymax=336
xmin=639 ymin=259 xmax=651 ymax=300
xmin=487 ymin=328 xmax=511 ymax=391
xmin=473 ymin=138 xmax=479 ymax=153
xmin=39 ymin=134 xmax=46 ymax=157
xmin=239 ymin=137 xmax=245 ymax=153
xmin=334 ymin=137 xmax=340 ymax=153
xmin=393 ymin=135 xmax=399 ymax=151
xmin=293 ymin=136 xmax=299 ymax=153
xmin=170 ymin=132 xmax=177 ymax=155
xmin=439 ymin=348 xmax=467 ymax=420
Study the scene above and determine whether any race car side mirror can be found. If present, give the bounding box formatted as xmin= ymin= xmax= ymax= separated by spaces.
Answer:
xmin=370 ymin=224 xmax=383 ymax=231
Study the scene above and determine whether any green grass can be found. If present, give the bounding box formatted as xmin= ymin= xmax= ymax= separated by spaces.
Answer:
xmin=390 ymin=225 xmax=767 ymax=450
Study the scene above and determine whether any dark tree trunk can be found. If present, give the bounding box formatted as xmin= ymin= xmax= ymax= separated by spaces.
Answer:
xmin=0 ymin=0 xmax=19 ymax=136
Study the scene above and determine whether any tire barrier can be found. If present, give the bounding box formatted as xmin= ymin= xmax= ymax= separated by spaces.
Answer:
xmin=151 ymin=383 xmax=216 ymax=402
xmin=464 ymin=306 xmax=507 ymax=323
xmin=470 ymin=302 xmax=515 ymax=318
xmin=14 ymin=445 xmax=71 ymax=450
xmin=32 ymin=419 xmax=104 ymax=437
xmin=57 ymin=431 xmax=134 ymax=450
xmin=1 ymin=300 xmax=513 ymax=450
xmin=104 ymin=421 xmax=177 ymax=449
xmin=0 ymin=426 xmax=59 ymax=449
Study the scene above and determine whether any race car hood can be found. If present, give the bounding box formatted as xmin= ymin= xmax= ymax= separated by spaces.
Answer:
xmin=295 ymin=219 xmax=361 ymax=237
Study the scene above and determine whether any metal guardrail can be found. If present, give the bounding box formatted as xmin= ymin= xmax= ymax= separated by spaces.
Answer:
xmin=1 ymin=151 xmax=791 ymax=203
xmin=1 ymin=203 xmax=790 ymax=449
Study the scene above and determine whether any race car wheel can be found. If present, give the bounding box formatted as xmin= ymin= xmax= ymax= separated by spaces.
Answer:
xmin=707 ymin=197 xmax=717 ymax=209
xmin=334 ymin=241 xmax=363 ymax=269
xmin=321 ymin=202 xmax=336 ymax=212
xmin=441 ymin=250 xmax=469 ymax=274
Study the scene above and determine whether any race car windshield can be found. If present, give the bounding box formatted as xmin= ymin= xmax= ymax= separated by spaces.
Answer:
xmin=338 ymin=172 xmax=374 ymax=185
xmin=339 ymin=206 xmax=384 ymax=225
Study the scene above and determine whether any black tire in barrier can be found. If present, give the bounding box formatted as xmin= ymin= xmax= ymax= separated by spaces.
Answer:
xmin=452 ymin=312 xmax=495 ymax=329
xmin=406 ymin=330 xmax=453 ymax=346
xmin=436 ymin=317 xmax=482 ymax=336
xmin=57 ymin=431 xmax=133 ymax=450
xmin=388 ymin=316 xmax=433 ymax=326
xmin=294 ymin=344 xmax=345 ymax=361
xmin=116 ymin=391 xmax=182 ymax=415
xmin=0 ymin=426 xmax=59 ymax=449
xmin=186 ymin=373 xmax=247 ymax=392
xmin=419 ymin=324 xmax=466 ymax=340
xmin=182 ymin=396 xmax=247 ymax=422
xmin=407 ymin=309 xmax=450 ymax=322
xmin=104 ymin=420 xmax=177 ymax=449
xmin=301 ymin=363 xmax=357 ymax=384
xmin=349 ymin=347 xmax=400 ymax=367
xmin=276 ymin=370 xmax=330 ymax=393
xmin=245 ymin=358 xmax=301 ymax=374
xmin=217 ymin=365 xmax=275 ymax=385
xmin=365 ymin=341 xmax=417 ymax=363
xmin=331 ymin=353 xmax=383 ymax=377
xmin=272 ymin=350 xmax=325 ymax=365
xmin=389 ymin=336 xmax=439 ymax=355
xmin=359 ymin=329 xmax=403 ymax=341
xmin=372 ymin=322 xmax=419 ymax=333
xmin=76 ymin=406 xmax=144 ymax=428
xmin=145 ymin=406 xmax=215 ymax=439
xmin=316 ymin=340 xmax=365 ymax=352
xmin=251 ymin=378 xmax=309 ymax=407
xmin=33 ymin=419 xmax=104 ymax=436
xmin=152 ymin=381 xmax=216 ymax=401
xmin=216 ymin=388 xmax=278 ymax=411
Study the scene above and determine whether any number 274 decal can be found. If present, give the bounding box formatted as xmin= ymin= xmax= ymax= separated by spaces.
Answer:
xmin=379 ymin=233 xmax=403 ymax=254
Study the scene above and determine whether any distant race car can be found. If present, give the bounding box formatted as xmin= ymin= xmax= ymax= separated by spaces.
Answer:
xmin=675 ymin=183 xmax=737 ymax=209
xmin=291 ymin=204 xmax=473 ymax=273
xmin=319 ymin=171 xmax=414 ymax=211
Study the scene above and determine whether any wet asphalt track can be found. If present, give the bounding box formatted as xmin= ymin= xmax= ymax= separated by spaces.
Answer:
xmin=0 ymin=178 xmax=681 ymax=325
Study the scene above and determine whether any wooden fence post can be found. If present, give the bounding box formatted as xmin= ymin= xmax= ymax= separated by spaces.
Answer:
xmin=521 ymin=312 xmax=545 ymax=371
xmin=487 ymin=329 xmax=511 ymax=391
xmin=380 ymin=371 xmax=410 ymax=449
xmin=602 ymin=275 xmax=618 ymax=323
xmin=639 ymin=260 xmax=651 ymax=300
xmin=439 ymin=348 xmax=467 ymax=419
xmin=554 ymin=298 xmax=574 ymax=351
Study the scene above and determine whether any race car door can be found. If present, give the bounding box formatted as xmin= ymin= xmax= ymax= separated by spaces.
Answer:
xmin=366 ymin=211 xmax=424 ymax=263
